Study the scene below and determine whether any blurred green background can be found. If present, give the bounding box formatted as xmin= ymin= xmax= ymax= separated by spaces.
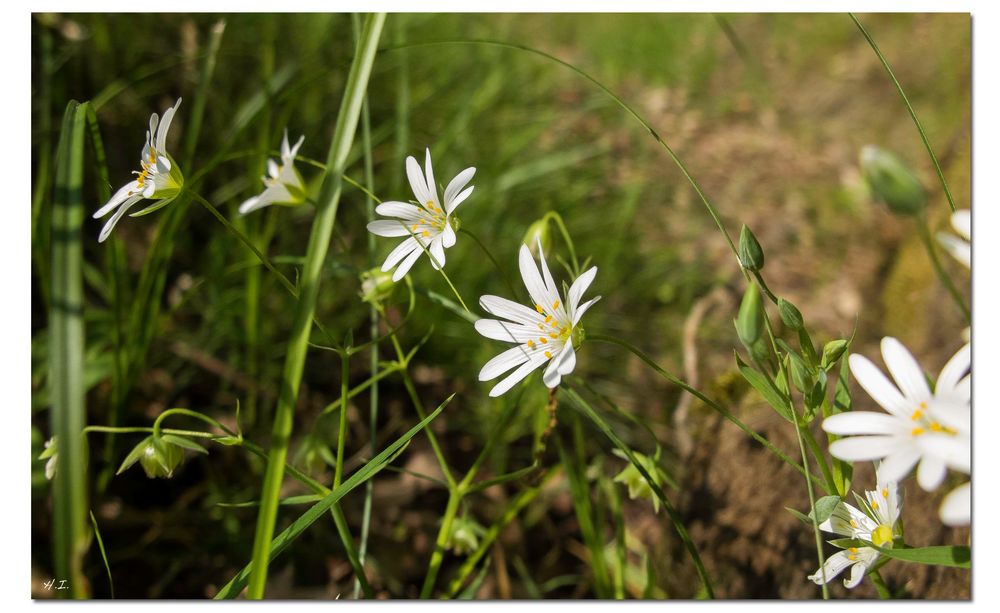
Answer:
xmin=31 ymin=13 xmax=970 ymax=599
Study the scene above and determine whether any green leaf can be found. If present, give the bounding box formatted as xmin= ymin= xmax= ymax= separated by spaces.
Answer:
xmin=116 ymin=436 xmax=152 ymax=475
xmin=778 ymin=298 xmax=804 ymax=330
xmin=808 ymin=495 xmax=842 ymax=524
xmin=216 ymin=495 xmax=323 ymax=509
xmin=161 ymin=434 xmax=209 ymax=455
xmin=828 ymin=538 xmax=867 ymax=549
xmin=785 ymin=507 xmax=813 ymax=525
xmin=735 ymin=354 xmax=793 ymax=423
xmin=215 ymin=398 xmax=445 ymax=599
xmin=874 ymin=545 xmax=970 ymax=569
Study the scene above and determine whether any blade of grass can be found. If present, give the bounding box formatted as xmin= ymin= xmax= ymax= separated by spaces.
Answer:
xmin=216 ymin=398 xmax=444 ymax=599
xmin=50 ymin=100 xmax=89 ymax=598
xmin=246 ymin=13 xmax=386 ymax=599
xmin=89 ymin=511 xmax=114 ymax=598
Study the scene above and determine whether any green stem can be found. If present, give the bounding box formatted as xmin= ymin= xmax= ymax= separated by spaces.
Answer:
xmin=916 ymin=215 xmax=971 ymax=323
xmin=421 ymin=489 xmax=462 ymax=598
xmin=460 ymin=227 xmax=520 ymax=299
xmin=849 ymin=13 xmax=958 ymax=213
xmin=871 ymin=569 xmax=891 ymax=599
xmin=247 ymin=14 xmax=385 ymax=599
xmin=543 ymin=211 xmax=580 ymax=276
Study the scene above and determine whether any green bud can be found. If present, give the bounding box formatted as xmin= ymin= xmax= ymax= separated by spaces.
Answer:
xmin=523 ymin=218 xmax=552 ymax=257
xmin=359 ymin=267 xmax=395 ymax=305
xmin=735 ymin=284 xmax=763 ymax=349
xmin=39 ymin=437 xmax=58 ymax=480
xmin=860 ymin=145 xmax=926 ymax=216
xmin=118 ymin=435 xmax=186 ymax=479
xmin=778 ymin=298 xmax=803 ymax=330
xmin=446 ymin=515 xmax=485 ymax=555
xmin=821 ymin=339 xmax=849 ymax=370
xmin=788 ymin=352 xmax=814 ymax=394
xmin=738 ymin=224 xmax=765 ymax=272
xmin=612 ymin=449 xmax=666 ymax=513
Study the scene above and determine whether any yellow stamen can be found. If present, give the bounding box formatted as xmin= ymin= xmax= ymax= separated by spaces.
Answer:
xmin=911 ymin=409 xmax=923 ymax=421
xmin=527 ymin=340 xmax=535 ymax=348
xmin=412 ymin=224 xmax=419 ymax=231
xmin=882 ymin=488 xmax=889 ymax=499
xmin=871 ymin=501 xmax=879 ymax=509
xmin=850 ymin=519 xmax=859 ymax=528
xmin=911 ymin=427 xmax=925 ymax=437
xmin=535 ymin=304 xmax=545 ymax=314
xmin=552 ymin=300 xmax=560 ymax=309
xmin=930 ymin=422 xmax=943 ymax=432
xmin=544 ymin=351 xmax=552 ymax=359
xmin=537 ymin=323 xmax=545 ymax=330
xmin=549 ymin=333 xmax=558 ymax=339
xmin=544 ymin=315 xmax=553 ymax=323
xmin=848 ymin=553 xmax=857 ymax=561
xmin=539 ymin=337 xmax=548 ymax=344
xmin=422 ymin=231 xmax=430 ymax=238
xmin=849 ymin=547 xmax=858 ymax=553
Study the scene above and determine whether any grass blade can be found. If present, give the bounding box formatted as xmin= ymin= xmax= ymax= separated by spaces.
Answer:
xmin=89 ymin=511 xmax=115 ymax=598
xmin=50 ymin=100 xmax=90 ymax=598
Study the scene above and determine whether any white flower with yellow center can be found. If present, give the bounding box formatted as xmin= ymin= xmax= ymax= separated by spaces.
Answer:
xmin=937 ymin=209 xmax=970 ymax=268
xmin=238 ymin=130 xmax=307 ymax=215
xmin=808 ymin=467 xmax=901 ymax=589
xmin=93 ymin=98 xmax=184 ymax=242
xmin=822 ymin=338 xmax=970 ymax=491
xmin=367 ymin=148 xmax=475 ymax=281
xmin=475 ymin=241 xmax=600 ymax=397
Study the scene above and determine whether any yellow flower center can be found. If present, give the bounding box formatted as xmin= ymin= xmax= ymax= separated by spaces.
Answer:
xmin=871 ymin=525 xmax=893 ymax=548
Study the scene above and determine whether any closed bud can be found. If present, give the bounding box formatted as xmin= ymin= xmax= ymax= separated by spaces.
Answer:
xmin=359 ymin=267 xmax=395 ymax=305
xmin=39 ymin=437 xmax=58 ymax=480
xmin=739 ymin=224 xmax=765 ymax=271
xmin=778 ymin=298 xmax=804 ymax=330
xmin=446 ymin=515 xmax=485 ymax=555
xmin=860 ymin=145 xmax=926 ymax=216
xmin=821 ymin=339 xmax=849 ymax=370
xmin=118 ymin=435 xmax=187 ymax=479
xmin=612 ymin=449 xmax=666 ymax=514
xmin=523 ymin=218 xmax=552 ymax=258
xmin=735 ymin=284 xmax=763 ymax=349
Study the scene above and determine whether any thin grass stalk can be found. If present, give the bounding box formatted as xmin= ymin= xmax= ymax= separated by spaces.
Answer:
xmin=182 ymin=20 xmax=226 ymax=166
xmin=355 ymin=10 xmax=379 ymax=597
xmin=246 ymin=14 xmax=386 ymax=599
xmin=50 ymin=100 xmax=89 ymax=598
xmin=849 ymin=13 xmax=958 ymax=213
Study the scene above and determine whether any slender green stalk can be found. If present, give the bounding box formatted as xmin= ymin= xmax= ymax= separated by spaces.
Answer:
xmin=50 ymin=101 xmax=89 ymax=598
xmin=246 ymin=14 xmax=385 ymax=599
xmin=917 ymin=215 xmax=971 ymax=322
xmin=871 ymin=569 xmax=891 ymax=599
xmin=460 ymin=228 xmax=519 ymax=299
xmin=90 ymin=511 xmax=115 ymax=598
xmin=421 ymin=488 xmax=462 ymax=598
xmin=182 ymin=20 xmax=226 ymax=166
xmin=544 ymin=211 xmax=580 ymax=276
xmin=849 ymin=13 xmax=958 ymax=213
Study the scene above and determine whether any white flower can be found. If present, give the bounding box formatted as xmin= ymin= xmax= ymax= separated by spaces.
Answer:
xmin=93 ymin=98 xmax=184 ymax=242
xmin=475 ymin=241 xmax=599 ymax=397
xmin=823 ymin=339 xmax=970 ymax=492
xmin=238 ymin=130 xmax=306 ymax=215
xmin=367 ymin=148 xmax=475 ymax=281
xmin=808 ymin=466 xmax=902 ymax=589
xmin=940 ymin=481 xmax=970 ymax=526
xmin=937 ymin=209 xmax=970 ymax=268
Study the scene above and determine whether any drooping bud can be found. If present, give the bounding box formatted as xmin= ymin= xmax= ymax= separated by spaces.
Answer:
xmin=446 ymin=515 xmax=485 ymax=555
xmin=359 ymin=267 xmax=396 ymax=305
xmin=739 ymin=224 xmax=765 ymax=272
xmin=523 ymin=218 xmax=552 ymax=258
xmin=860 ymin=145 xmax=926 ymax=216
xmin=612 ymin=448 xmax=667 ymax=514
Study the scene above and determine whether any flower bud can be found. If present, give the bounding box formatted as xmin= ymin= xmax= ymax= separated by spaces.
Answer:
xmin=778 ymin=298 xmax=803 ymax=331
xmin=739 ymin=224 xmax=765 ymax=272
xmin=612 ymin=449 xmax=666 ymax=513
xmin=821 ymin=339 xmax=849 ymax=370
xmin=735 ymin=284 xmax=763 ymax=349
xmin=118 ymin=435 xmax=186 ymax=479
xmin=860 ymin=145 xmax=926 ymax=216
xmin=523 ymin=218 xmax=552 ymax=258
xmin=39 ymin=437 xmax=58 ymax=480
xmin=446 ymin=515 xmax=485 ymax=555
xmin=359 ymin=267 xmax=395 ymax=305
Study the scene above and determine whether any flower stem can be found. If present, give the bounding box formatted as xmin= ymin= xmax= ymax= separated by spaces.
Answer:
xmin=460 ymin=227 xmax=520 ymax=299
xmin=871 ymin=569 xmax=892 ymax=599
xmin=916 ymin=214 xmax=971 ymax=323
xmin=246 ymin=14 xmax=385 ymax=599
xmin=543 ymin=211 xmax=580 ymax=276
xmin=849 ymin=13 xmax=957 ymax=213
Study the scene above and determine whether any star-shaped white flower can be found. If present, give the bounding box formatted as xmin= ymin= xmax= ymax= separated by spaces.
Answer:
xmin=475 ymin=242 xmax=600 ymax=397
xmin=367 ymin=148 xmax=475 ymax=281
xmin=238 ymin=130 xmax=307 ymax=215
xmin=93 ymin=98 xmax=184 ymax=242
xmin=937 ymin=209 xmax=970 ymax=268
xmin=808 ymin=466 xmax=901 ymax=589
xmin=822 ymin=338 xmax=970 ymax=491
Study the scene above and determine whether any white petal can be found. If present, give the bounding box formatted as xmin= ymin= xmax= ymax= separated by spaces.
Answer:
xmin=939 ymin=482 xmax=971 ymax=526
xmin=828 ymin=435 xmax=904 ymax=462
xmin=536 ymin=239 xmax=565 ymax=318
xmin=441 ymin=222 xmax=457 ymax=248
xmin=98 ymin=194 xmax=143 ymax=242
xmin=446 ymin=185 xmax=474 ymax=214
xmin=375 ymin=201 xmax=423 ymax=220
xmin=368 ymin=220 xmax=412 ymax=237
xmin=821 ymin=412 xmax=904 ymax=436
xmin=881 ymin=337 xmax=932 ymax=402
xmin=572 ymin=296 xmax=601 ymax=326
xmin=916 ymin=454 xmax=947 ymax=491
xmin=238 ymin=195 xmax=263 ymax=215
xmin=937 ymin=343 xmax=970 ymax=396
xmin=844 ymin=549 xmax=879 ymax=589
xmin=567 ymin=266 xmax=598 ymax=314
xmin=428 ymin=238 xmax=446 ymax=270
xmin=479 ymin=345 xmax=532 ymax=381
xmin=542 ymin=352 xmax=563 ymax=388
xmin=444 ymin=167 xmax=475 ymax=212
xmin=917 ymin=434 xmax=970 ymax=474
xmin=519 ymin=244 xmax=554 ymax=313
xmin=156 ymin=98 xmax=181 ymax=154
xmin=423 ymin=148 xmax=440 ymax=206
xmin=808 ymin=550 xmax=853 ymax=585
xmin=391 ymin=244 xmax=424 ymax=282
xmin=288 ymin=134 xmax=305 ymax=160
xmin=381 ymin=237 xmax=418 ymax=272
xmin=475 ymin=319 xmax=543 ymax=344
xmin=952 ymin=210 xmax=970 ymax=239
xmin=405 ymin=155 xmax=430 ymax=204
xmin=94 ymin=180 xmax=141 ymax=218
xmin=556 ymin=342 xmax=576 ymax=376
xmin=489 ymin=354 xmax=547 ymax=397
xmin=280 ymin=129 xmax=291 ymax=158
xmin=849 ymin=354 xmax=910 ymax=418
xmin=479 ymin=295 xmax=544 ymax=326
xmin=876 ymin=446 xmax=922 ymax=483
